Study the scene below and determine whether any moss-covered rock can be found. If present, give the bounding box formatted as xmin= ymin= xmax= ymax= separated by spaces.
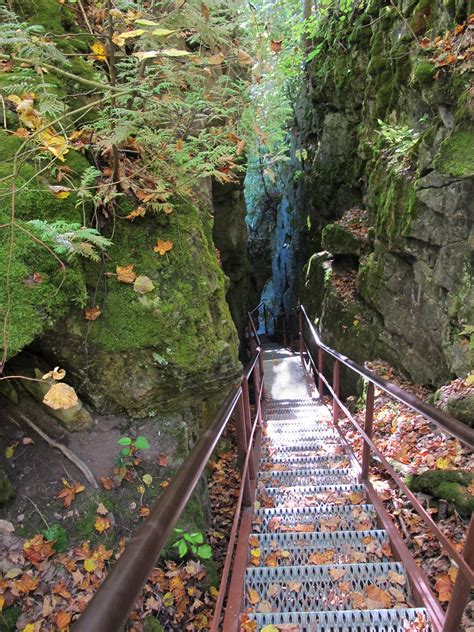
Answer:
xmin=322 ymin=223 xmax=368 ymax=257
xmin=433 ymin=127 xmax=474 ymax=178
xmin=406 ymin=469 xmax=474 ymax=516
xmin=0 ymin=469 xmax=15 ymax=505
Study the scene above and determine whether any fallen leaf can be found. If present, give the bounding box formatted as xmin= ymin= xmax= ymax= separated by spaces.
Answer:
xmin=158 ymin=453 xmax=169 ymax=466
xmin=329 ymin=567 xmax=346 ymax=580
xmin=5 ymin=442 xmax=18 ymax=459
xmin=142 ymin=473 xmax=153 ymax=486
xmin=247 ymin=587 xmax=260 ymax=604
xmin=271 ymin=39 xmax=283 ymax=53
xmin=91 ymin=41 xmax=107 ymax=61
xmin=116 ymin=264 xmax=137 ymax=283
xmin=95 ymin=516 xmax=111 ymax=533
xmin=84 ymin=558 xmax=97 ymax=572
xmin=43 ymin=383 xmax=78 ymax=410
xmin=153 ymin=239 xmax=173 ymax=255
xmin=57 ymin=480 xmax=85 ymax=507
xmin=84 ymin=305 xmax=101 ymax=321
xmin=134 ymin=275 xmax=155 ymax=294
xmin=236 ymin=49 xmax=253 ymax=65
xmin=42 ymin=366 xmax=66 ymax=381
xmin=96 ymin=503 xmax=108 ymax=516
xmin=48 ymin=185 xmax=72 ymax=199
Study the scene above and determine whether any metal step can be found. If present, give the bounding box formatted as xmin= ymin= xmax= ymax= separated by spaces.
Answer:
xmin=262 ymin=429 xmax=339 ymax=442
xmin=260 ymin=454 xmax=351 ymax=471
xmin=258 ymin=468 xmax=356 ymax=487
xmin=244 ymin=562 xmax=412 ymax=612
xmin=253 ymin=504 xmax=377 ymax=533
xmin=247 ymin=608 xmax=429 ymax=631
xmin=258 ymin=483 xmax=366 ymax=508
xmin=261 ymin=443 xmax=345 ymax=459
xmin=248 ymin=530 xmax=392 ymax=567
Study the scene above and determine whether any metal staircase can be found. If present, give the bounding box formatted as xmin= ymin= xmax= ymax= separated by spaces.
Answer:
xmin=241 ymin=347 xmax=429 ymax=631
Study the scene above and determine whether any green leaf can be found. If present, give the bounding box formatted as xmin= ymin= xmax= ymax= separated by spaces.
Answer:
xmin=152 ymin=28 xmax=176 ymax=37
xmin=118 ymin=437 xmax=132 ymax=446
xmin=178 ymin=539 xmax=188 ymax=558
xmin=121 ymin=447 xmax=131 ymax=456
xmin=135 ymin=436 xmax=150 ymax=450
xmin=135 ymin=19 xmax=161 ymax=26
xmin=174 ymin=528 xmax=184 ymax=533
xmin=190 ymin=532 xmax=204 ymax=544
xmin=197 ymin=544 xmax=212 ymax=559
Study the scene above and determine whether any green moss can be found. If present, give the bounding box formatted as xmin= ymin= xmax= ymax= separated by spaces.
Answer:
xmin=0 ymin=606 xmax=22 ymax=632
xmin=412 ymin=60 xmax=436 ymax=85
xmin=406 ymin=469 xmax=474 ymax=516
xmin=411 ymin=0 xmax=433 ymax=35
xmin=357 ymin=253 xmax=384 ymax=305
xmin=0 ymin=131 xmax=89 ymax=358
xmin=143 ymin=620 xmax=164 ymax=632
xmin=433 ymin=128 xmax=474 ymax=177
xmin=13 ymin=0 xmax=75 ymax=34
xmin=322 ymin=223 xmax=367 ymax=257
xmin=0 ymin=469 xmax=15 ymax=505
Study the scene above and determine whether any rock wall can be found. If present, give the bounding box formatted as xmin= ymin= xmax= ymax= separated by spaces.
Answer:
xmin=0 ymin=2 xmax=242 ymax=444
xmin=294 ymin=0 xmax=474 ymax=389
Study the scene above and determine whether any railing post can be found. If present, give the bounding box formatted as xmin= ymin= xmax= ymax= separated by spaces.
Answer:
xmin=443 ymin=515 xmax=474 ymax=631
xmin=361 ymin=381 xmax=375 ymax=480
xmin=333 ymin=359 xmax=340 ymax=423
xmin=298 ymin=308 xmax=304 ymax=363
xmin=242 ymin=376 xmax=256 ymax=481
xmin=236 ymin=392 xmax=252 ymax=507
xmin=318 ymin=346 xmax=323 ymax=397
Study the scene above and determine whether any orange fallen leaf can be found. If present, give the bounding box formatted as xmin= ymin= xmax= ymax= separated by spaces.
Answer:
xmin=153 ymin=239 xmax=173 ymax=255
xmin=116 ymin=264 xmax=136 ymax=283
xmin=43 ymin=383 xmax=78 ymax=410
xmin=55 ymin=611 xmax=72 ymax=629
xmin=57 ymin=480 xmax=85 ymax=508
xmin=84 ymin=305 xmax=101 ymax=321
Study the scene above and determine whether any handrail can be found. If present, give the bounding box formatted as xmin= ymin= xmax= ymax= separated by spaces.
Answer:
xmin=74 ymin=307 xmax=264 ymax=631
xmin=279 ymin=304 xmax=474 ymax=632
xmin=299 ymin=305 xmax=474 ymax=448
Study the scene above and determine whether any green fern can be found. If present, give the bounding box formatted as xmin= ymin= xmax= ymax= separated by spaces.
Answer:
xmin=27 ymin=220 xmax=112 ymax=262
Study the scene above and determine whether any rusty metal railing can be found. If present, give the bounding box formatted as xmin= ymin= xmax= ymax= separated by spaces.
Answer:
xmin=73 ymin=310 xmax=264 ymax=631
xmin=275 ymin=304 xmax=474 ymax=632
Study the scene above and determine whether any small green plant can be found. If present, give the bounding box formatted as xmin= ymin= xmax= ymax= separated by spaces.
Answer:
xmin=116 ymin=435 xmax=150 ymax=465
xmin=374 ymin=120 xmax=421 ymax=173
xmin=27 ymin=220 xmax=112 ymax=261
xmin=42 ymin=523 xmax=68 ymax=553
xmin=172 ymin=529 xmax=212 ymax=559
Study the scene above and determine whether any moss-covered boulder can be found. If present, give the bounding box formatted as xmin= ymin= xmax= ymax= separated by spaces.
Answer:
xmin=322 ymin=222 xmax=369 ymax=257
xmin=406 ymin=469 xmax=474 ymax=516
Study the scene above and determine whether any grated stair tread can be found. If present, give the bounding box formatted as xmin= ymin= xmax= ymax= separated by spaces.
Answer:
xmin=258 ymin=468 xmax=357 ymax=487
xmin=245 ymin=562 xmax=413 ymax=612
xmin=247 ymin=608 xmax=429 ymax=631
xmin=248 ymin=529 xmax=393 ymax=567
xmin=259 ymin=483 xmax=366 ymax=508
xmin=253 ymin=504 xmax=377 ymax=533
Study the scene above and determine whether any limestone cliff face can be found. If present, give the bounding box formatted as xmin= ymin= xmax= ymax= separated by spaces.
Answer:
xmin=280 ymin=0 xmax=473 ymax=388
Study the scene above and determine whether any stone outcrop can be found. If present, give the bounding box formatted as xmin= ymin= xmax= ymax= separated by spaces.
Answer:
xmin=292 ymin=0 xmax=473 ymax=389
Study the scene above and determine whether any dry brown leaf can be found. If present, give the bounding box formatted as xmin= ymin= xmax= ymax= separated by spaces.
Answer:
xmin=247 ymin=587 xmax=260 ymax=604
xmin=43 ymin=383 xmax=78 ymax=410
xmin=153 ymin=239 xmax=173 ymax=255
xmin=84 ymin=305 xmax=101 ymax=321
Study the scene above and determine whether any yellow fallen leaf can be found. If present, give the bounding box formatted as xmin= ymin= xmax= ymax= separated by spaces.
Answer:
xmin=5 ymin=442 xmax=18 ymax=459
xmin=91 ymin=41 xmax=107 ymax=61
xmin=236 ymin=49 xmax=253 ymax=65
xmin=38 ymin=127 xmax=69 ymax=161
xmin=142 ymin=473 xmax=153 ymax=486
xmin=0 ymin=595 xmax=4 ymax=612
xmin=261 ymin=626 xmax=279 ymax=632
xmin=436 ymin=456 xmax=450 ymax=469
xmin=43 ymin=383 xmax=78 ymax=410
xmin=247 ymin=587 xmax=260 ymax=604
xmin=48 ymin=185 xmax=71 ymax=199
xmin=95 ymin=516 xmax=111 ymax=533
xmin=163 ymin=591 xmax=174 ymax=607
xmin=84 ymin=558 xmax=97 ymax=572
